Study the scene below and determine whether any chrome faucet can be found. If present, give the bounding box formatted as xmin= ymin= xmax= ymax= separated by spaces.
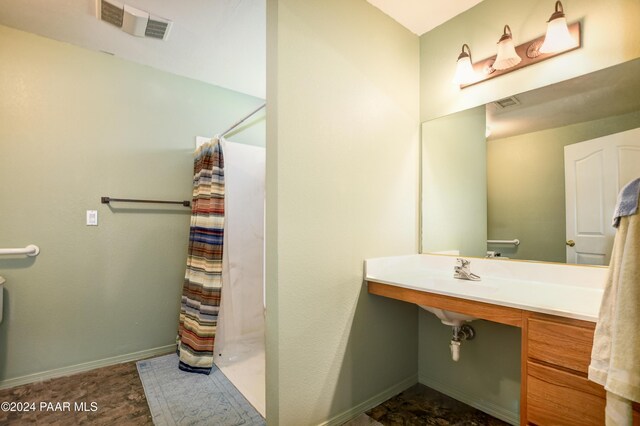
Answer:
xmin=454 ymin=258 xmax=481 ymax=281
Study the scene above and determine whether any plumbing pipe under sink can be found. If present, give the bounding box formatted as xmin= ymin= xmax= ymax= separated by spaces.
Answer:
xmin=450 ymin=324 xmax=475 ymax=361
xmin=419 ymin=305 xmax=476 ymax=361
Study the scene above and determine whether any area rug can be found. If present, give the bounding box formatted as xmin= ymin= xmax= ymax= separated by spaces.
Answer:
xmin=137 ymin=353 xmax=265 ymax=426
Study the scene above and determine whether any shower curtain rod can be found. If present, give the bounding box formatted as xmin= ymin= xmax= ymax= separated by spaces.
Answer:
xmin=219 ymin=103 xmax=266 ymax=138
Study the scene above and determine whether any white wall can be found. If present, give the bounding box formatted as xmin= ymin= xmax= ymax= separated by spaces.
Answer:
xmin=266 ymin=0 xmax=420 ymax=424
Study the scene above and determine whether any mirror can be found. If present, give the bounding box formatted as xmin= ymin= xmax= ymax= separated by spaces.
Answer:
xmin=421 ymin=58 xmax=640 ymax=265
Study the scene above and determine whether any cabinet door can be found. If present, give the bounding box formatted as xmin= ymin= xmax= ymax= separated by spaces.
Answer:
xmin=527 ymin=317 xmax=594 ymax=374
xmin=527 ymin=361 xmax=605 ymax=426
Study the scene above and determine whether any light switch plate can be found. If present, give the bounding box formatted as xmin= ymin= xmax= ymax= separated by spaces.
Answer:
xmin=86 ymin=210 xmax=98 ymax=226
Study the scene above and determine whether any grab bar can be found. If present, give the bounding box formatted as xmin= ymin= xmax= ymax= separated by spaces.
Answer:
xmin=0 ymin=245 xmax=40 ymax=257
xmin=487 ymin=239 xmax=520 ymax=246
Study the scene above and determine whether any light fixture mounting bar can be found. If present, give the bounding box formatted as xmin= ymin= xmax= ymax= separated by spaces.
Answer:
xmin=460 ymin=21 xmax=581 ymax=89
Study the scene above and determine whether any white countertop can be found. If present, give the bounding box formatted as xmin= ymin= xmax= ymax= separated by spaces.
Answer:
xmin=365 ymin=254 xmax=608 ymax=322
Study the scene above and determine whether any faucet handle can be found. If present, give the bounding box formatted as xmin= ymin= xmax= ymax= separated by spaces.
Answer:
xmin=456 ymin=258 xmax=470 ymax=268
xmin=453 ymin=258 xmax=481 ymax=281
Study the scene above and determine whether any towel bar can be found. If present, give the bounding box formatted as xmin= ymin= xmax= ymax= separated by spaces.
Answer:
xmin=101 ymin=197 xmax=191 ymax=207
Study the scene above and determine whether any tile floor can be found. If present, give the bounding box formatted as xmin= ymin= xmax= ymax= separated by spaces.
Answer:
xmin=0 ymin=361 xmax=152 ymax=425
xmin=362 ymin=384 xmax=509 ymax=426
xmin=0 ymin=363 xmax=508 ymax=425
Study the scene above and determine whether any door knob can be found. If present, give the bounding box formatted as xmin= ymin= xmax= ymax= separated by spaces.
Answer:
xmin=566 ymin=240 xmax=575 ymax=247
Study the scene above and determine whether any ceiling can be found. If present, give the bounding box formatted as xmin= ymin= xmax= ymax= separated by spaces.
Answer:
xmin=0 ymin=1 xmax=484 ymax=100
xmin=486 ymin=59 xmax=640 ymax=140
xmin=5 ymin=1 xmax=633 ymax=142
xmin=0 ymin=0 xmax=266 ymax=99
xmin=366 ymin=0 xmax=483 ymax=35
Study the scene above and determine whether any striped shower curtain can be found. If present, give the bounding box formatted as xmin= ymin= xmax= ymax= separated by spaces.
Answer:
xmin=178 ymin=138 xmax=225 ymax=374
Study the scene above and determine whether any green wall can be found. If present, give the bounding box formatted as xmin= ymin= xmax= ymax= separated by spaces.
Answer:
xmin=0 ymin=25 xmax=264 ymax=386
xmin=422 ymin=106 xmax=486 ymax=257
xmin=418 ymin=315 xmax=521 ymax=425
xmin=488 ymin=110 xmax=640 ymax=263
xmin=418 ymin=0 xmax=640 ymax=422
xmin=266 ymin=0 xmax=420 ymax=424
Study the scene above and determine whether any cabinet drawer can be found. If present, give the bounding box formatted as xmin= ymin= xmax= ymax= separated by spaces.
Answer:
xmin=528 ymin=316 xmax=595 ymax=374
xmin=527 ymin=361 xmax=605 ymax=426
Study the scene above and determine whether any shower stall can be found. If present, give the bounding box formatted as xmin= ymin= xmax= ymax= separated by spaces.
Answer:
xmin=214 ymin=140 xmax=266 ymax=416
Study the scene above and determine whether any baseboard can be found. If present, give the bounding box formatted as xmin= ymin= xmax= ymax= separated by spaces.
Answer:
xmin=320 ymin=373 xmax=418 ymax=426
xmin=0 ymin=344 xmax=176 ymax=390
xmin=418 ymin=374 xmax=519 ymax=425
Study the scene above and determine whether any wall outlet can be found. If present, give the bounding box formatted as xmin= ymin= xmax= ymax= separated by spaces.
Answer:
xmin=86 ymin=210 xmax=98 ymax=226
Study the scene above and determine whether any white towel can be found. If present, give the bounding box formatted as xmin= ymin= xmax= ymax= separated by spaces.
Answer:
xmin=589 ymin=211 xmax=640 ymax=425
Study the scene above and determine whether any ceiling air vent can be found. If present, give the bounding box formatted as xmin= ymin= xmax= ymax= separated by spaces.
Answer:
xmin=145 ymin=16 xmax=172 ymax=40
xmin=493 ymin=96 xmax=521 ymax=110
xmin=96 ymin=0 xmax=173 ymax=41
xmin=98 ymin=0 xmax=124 ymax=27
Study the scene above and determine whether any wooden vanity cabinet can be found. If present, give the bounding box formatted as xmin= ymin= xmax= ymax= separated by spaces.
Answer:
xmin=366 ymin=281 xmax=640 ymax=425
xmin=522 ymin=313 xmax=605 ymax=425
xmin=522 ymin=312 xmax=640 ymax=426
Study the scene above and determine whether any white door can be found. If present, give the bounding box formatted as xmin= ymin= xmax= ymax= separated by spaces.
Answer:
xmin=564 ymin=127 xmax=640 ymax=265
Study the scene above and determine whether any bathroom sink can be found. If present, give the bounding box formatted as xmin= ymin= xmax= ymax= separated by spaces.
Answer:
xmin=419 ymin=305 xmax=475 ymax=326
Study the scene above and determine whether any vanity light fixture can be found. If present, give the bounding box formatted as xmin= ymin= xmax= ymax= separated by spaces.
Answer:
xmin=539 ymin=1 xmax=576 ymax=53
xmin=454 ymin=44 xmax=476 ymax=85
xmin=454 ymin=1 xmax=580 ymax=89
xmin=493 ymin=25 xmax=522 ymax=70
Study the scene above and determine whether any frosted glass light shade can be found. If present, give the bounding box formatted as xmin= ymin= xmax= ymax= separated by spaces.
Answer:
xmin=539 ymin=4 xmax=575 ymax=53
xmin=493 ymin=26 xmax=521 ymax=70
xmin=454 ymin=56 xmax=475 ymax=85
xmin=454 ymin=45 xmax=475 ymax=85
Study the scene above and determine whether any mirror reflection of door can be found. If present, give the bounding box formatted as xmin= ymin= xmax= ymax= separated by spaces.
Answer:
xmin=564 ymin=127 xmax=640 ymax=265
